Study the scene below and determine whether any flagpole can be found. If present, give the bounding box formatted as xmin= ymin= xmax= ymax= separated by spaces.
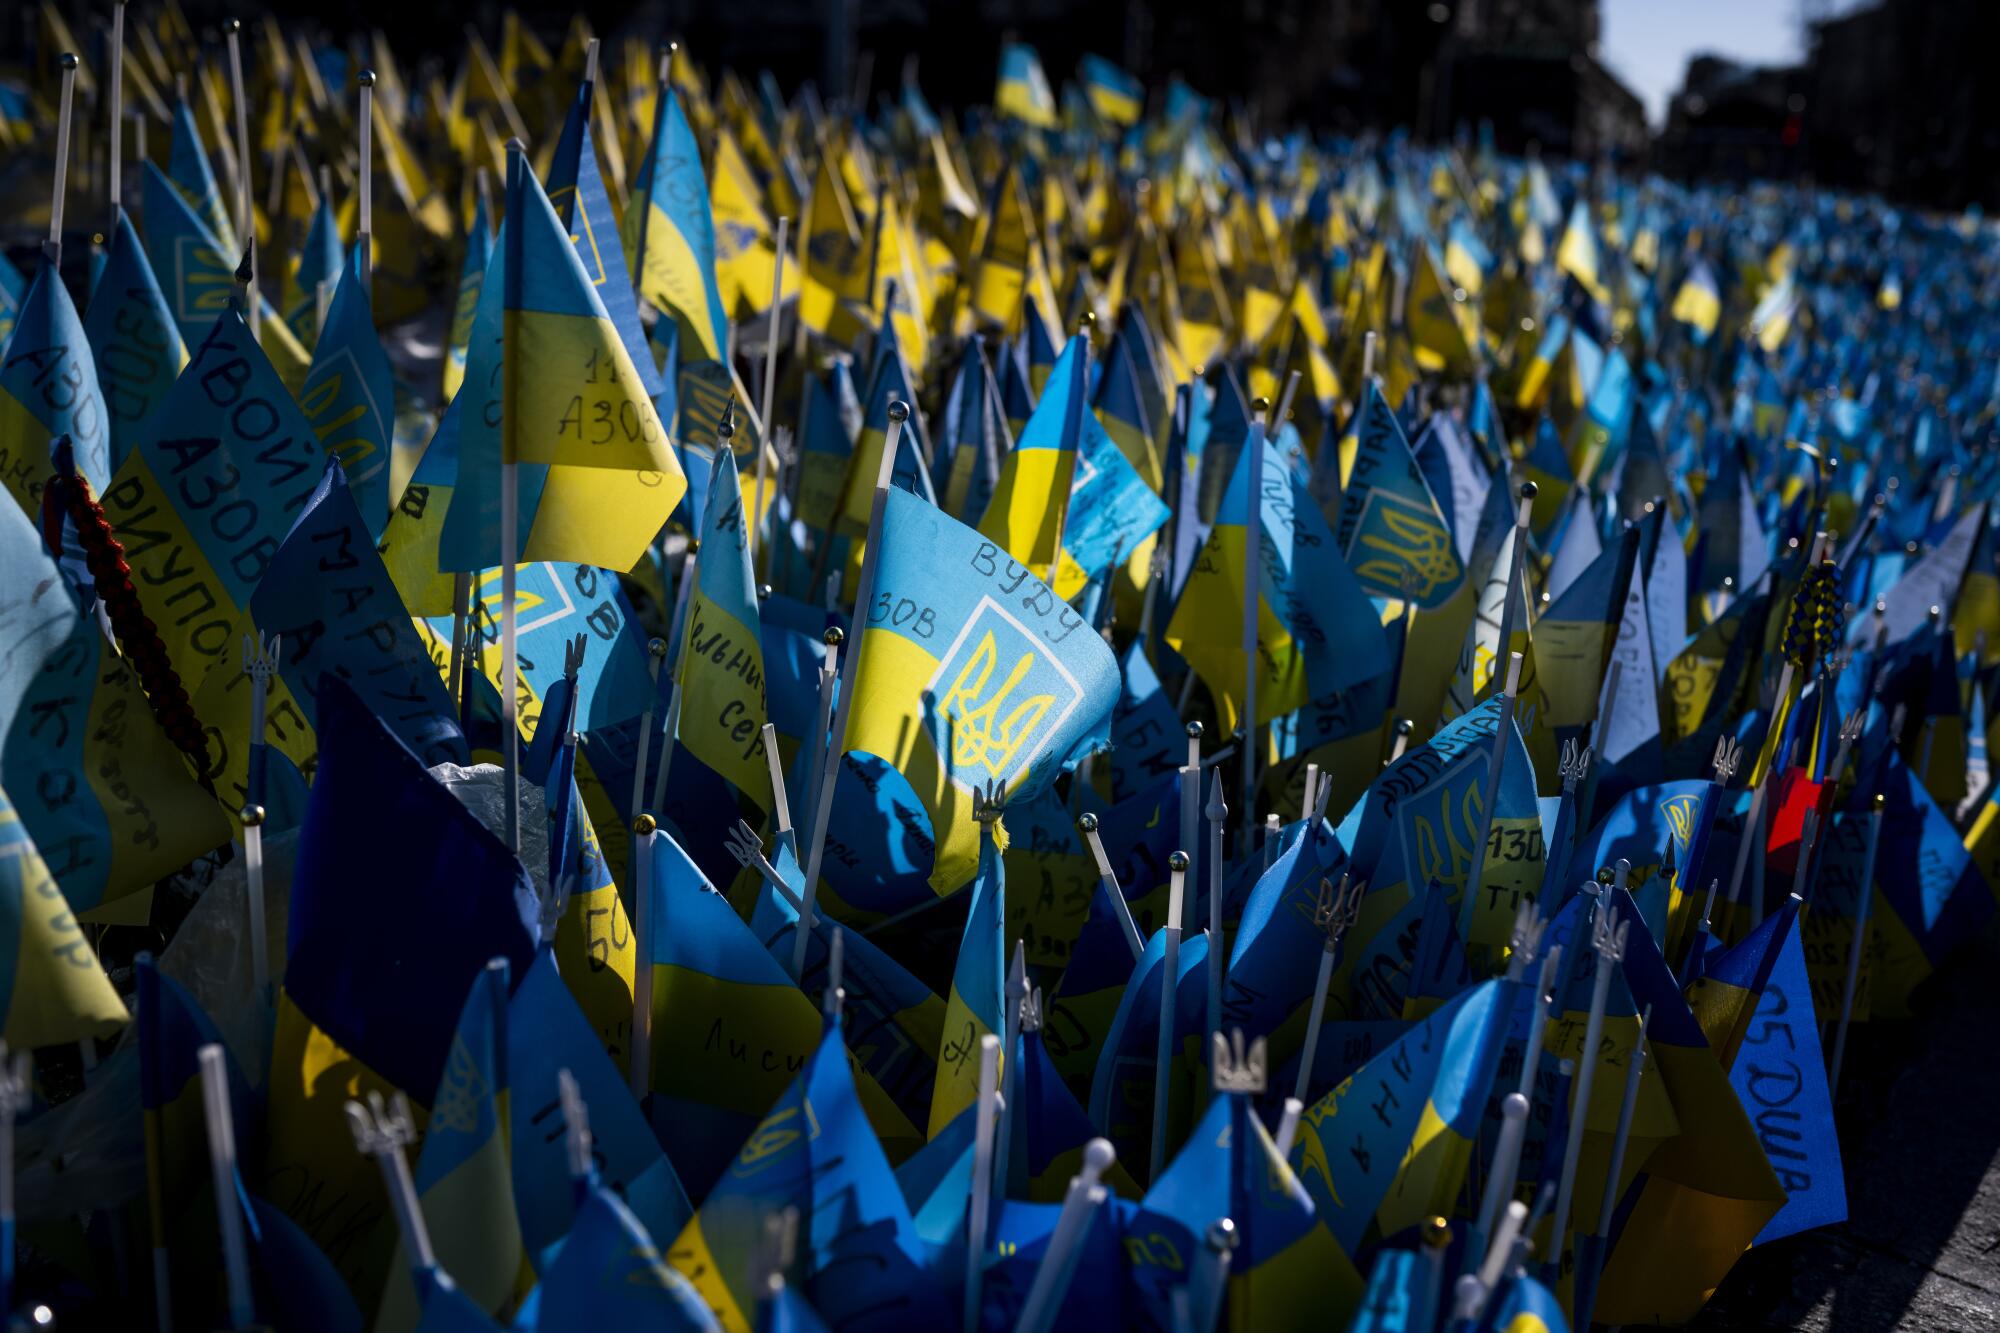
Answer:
xmin=448 ymin=573 xmax=471 ymax=720
xmin=754 ymin=215 xmax=790 ymax=566
xmin=224 ymin=19 xmax=255 ymax=335
xmin=1204 ymin=767 xmax=1227 ymax=1040
xmin=962 ymin=1033 xmax=1001 ymax=1333
xmin=0 ymin=1047 xmax=25 ymax=1323
xmin=1575 ymin=1004 xmax=1651 ymax=1333
xmin=1179 ymin=721 xmax=1201 ymax=931
xmin=198 ymin=1045 xmax=254 ymax=1329
xmin=629 ymin=815 xmax=658 ymax=1097
xmin=993 ymin=941 xmax=1027 ymax=1200
xmin=1150 ymin=851 xmax=1189 ymax=1182
xmin=650 ymin=542 xmax=701 ymax=817
xmin=800 ymin=626 xmax=843 ymax=855
xmin=1291 ymin=874 xmax=1358 ymax=1114
xmin=344 ymin=1090 xmax=434 ymax=1276
xmin=1547 ymin=902 xmax=1627 ymax=1285
xmin=1458 ymin=650 xmax=1523 ymax=942
xmin=629 ymin=50 xmax=670 ymax=291
xmin=358 ymin=70 xmax=376 ymax=301
xmin=1013 ymin=1139 xmax=1116 ymax=1333
xmin=240 ymin=631 xmax=277 ymax=1002
xmin=1077 ymin=813 xmax=1145 ymax=961
xmin=796 ymin=402 xmax=908 ymax=981
xmin=629 ymin=636 xmax=668 ymax=863
xmin=500 ymin=142 xmax=527 ymax=854
xmin=1829 ymin=792 xmax=1885 ymax=1097
xmin=1493 ymin=481 xmax=1537 ymax=699
xmin=1239 ymin=416 xmax=1266 ymax=836
xmin=108 ymin=3 xmax=126 ymax=227
xmin=47 ymin=53 xmax=79 ymax=267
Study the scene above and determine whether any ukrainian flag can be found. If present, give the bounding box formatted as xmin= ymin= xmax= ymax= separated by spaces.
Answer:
xmin=1290 ymin=980 xmax=1513 ymax=1276
xmin=0 ymin=785 xmax=127 ymax=1048
xmin=678 ymin=445 xmax=773 ymax=811
xmin=669 ymin=1024 xmax=949 ymax=1332
xmin=995 ymin=42 xmax=1058 ymax=128
xmin=1167 ymin=428 xmax=1392 ymax=729
xmin=1335 ymin=378 xmax=1466 ymax=607
xmin=1079 ymin=53 xmax=1143 ymax=126
xmin=639 ymin=829 xmax=921 ymax=1197
xmin=1133 ymin=1061 xmax=1362 ymax=1328
xmin=930 ymin=828 xmax=1004 ymax=1135
xmin=1556 ymin=198 xmax=1608 ymax=305
xmin=1094 ymin=330 xmax=1166 ymax=489
xmin=629 ymin=88 xmax=730 ymax=363
xmin=0 ymin=257 xmax=106 ymax=514
xmin=299 ymin=259 xmax=396 ymax=533
xmin=82 ymin=213 xmax=187 ymax=475
xmin=283 ymin=194 xmax=346 ymax=350
xmin=439 ymin=160 xmax=685 ymax=575
xmin=442 ymin=188 xmax=493 ymax=403
xmin=0 ymin=497 xmax=228 ymax=911
xmin=843 ymin=488 xmax=1119 ymax=894
xmin=977 ymin=332 xmax=1088 ymax=579
xmin=168 ymin=95 xmax=236 ymax=255
xmin=539 ymin=1183 xmax=713 ymax=1324
xmin=375 ymin=960 xmax=529 ymax=1332
xmin=1671 ymin=259 xmax=1722 ymax=345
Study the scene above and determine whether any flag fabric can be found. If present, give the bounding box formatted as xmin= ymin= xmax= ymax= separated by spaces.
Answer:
xmin=0 ymin=258 xmax=106 ymax=514
xmin=299 ymin=260 xmax=397 ymax=533
xmin=83 ymin=213 xmax=188 ymax=476
xmin=677 ymin=445 xmax=773 ymax=810
xmin=978 ymin=332 xmax=1088 ymax=578
xmin=629 ymin=88 xmax=730 ymax=363
xmin=839 ymin=486 xmax=1119 ymax=894
xmin=930 ymin=828 xmax=1004 ymax=1134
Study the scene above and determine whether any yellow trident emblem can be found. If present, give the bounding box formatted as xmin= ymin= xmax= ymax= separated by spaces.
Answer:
xmin=938 ymin=629 xmax=1056 ymax=783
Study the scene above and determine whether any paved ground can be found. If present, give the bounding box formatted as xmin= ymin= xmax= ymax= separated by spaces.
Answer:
xmin=1695 ymin=927 xmax=2000 ymax=1331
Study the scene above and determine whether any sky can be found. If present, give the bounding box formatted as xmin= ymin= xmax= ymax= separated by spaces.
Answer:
xmin=1598 ymin=0 xmax=1807 ymax=126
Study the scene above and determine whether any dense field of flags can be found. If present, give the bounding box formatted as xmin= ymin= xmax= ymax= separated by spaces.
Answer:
xmin=0 ymin=5 xmax=1996 ymax=1329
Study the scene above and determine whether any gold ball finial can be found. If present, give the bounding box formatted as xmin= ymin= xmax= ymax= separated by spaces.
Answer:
xmin=239 ymin=803 xmax=266 ymax=828
xmin=1422 ymin=1216 xmax=1452 ymax=1249
xmin=633 ymin=814 xmax=658 ymax=836
xmin=1168 ymin=850 xmax=1190 ymax=873
xmin=823 ymin=625 xmax=845 ymax=647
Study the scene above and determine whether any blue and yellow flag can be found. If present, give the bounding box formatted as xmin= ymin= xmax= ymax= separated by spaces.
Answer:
xmin=1556 ymin=199 xmax=1607 ymax=305
xmin=0 ymin=257 xmax=106 ymax=514
xmin=0 ymin=499 xmax=226 ymax=910
xmin=539 ymin=1182 xmax=716 ymax=1328
xmin=0 ymin=251 xmax=23 ymax=349
xmin=509 ymin=950 xmax=690 ymax=1272
xmin=168 ymin=95 xmax=237 ymax=255
xmin=678 ymin=445 xmax=773 ymax=810
xmin=1336 ymin=378 xmax=1465 ymax=607
xmin=1671 ymin=259 xmax=1722 ymax=344
xmin=439 ymin=155 xmax=685 ymax=573
xmin=638 ymin=830 xmax=922 ymax=1196
xmin=188 ymin=461 xmax=465 ymax=812
xmin=628 ymin=88 xmax=730 ymax=363
xmin=299 ymin=259 xmax=396 ymax=533
xmin=930 ymin=828 xmax=1004 ymax=1135
xmin=442 ymin=189 xmax=493 ymax=403
xmin=283 ymin=194 xmax=346 ymax=350
xmin=668 ymin=1023 xmax=949 ymax=1333
xmin=1133 ymin=1067 xmax=1360 ymax=1327
xmin=546 ymin=74 xmax=664 ymax=404
xmin=1167 ymin=427 xmax=1392 ymax=728
xmin=978 ymin=332 xmax=1089 ymax=578
xmin=0 ymin=784 xmax=127 ymax=1047
xmin=841 ymin=487 xmax=1120 ymax=894
xmin=835 ymin=335 xmax=931 ymax=536
xmin=1290 ymin=979 xmax=1513 ymax=1273
xmin=376 ymin=959 xmax=528 ymax=1332
xmin=82 ymin=214 xmax=187 ymax=476
xmin=1079 ymin=53 xmax=1143 ymax=126
xmin=995 ymin=43 xmax=1058 ymax=128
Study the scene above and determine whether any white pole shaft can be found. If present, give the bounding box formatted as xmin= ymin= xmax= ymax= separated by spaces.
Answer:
xmin=1292 ymin=942 xmax=1338 ymax=1106
xmin=358 ymin=81 xmax=374 ymax=299
xmin=226 ymin=24 xmax=252 ymax=263
xmin=801 ymin=638 xmax=841 ymax=843
xmin=109 ymin=5 xmax=126 ymax=222
xmin=1272 ymin=1096 xmax=1305 ymax=1159
xmin=631 ymin=648 xmax=667 ymax=831
xmin=1206 ymin=774 xmax=1226 ymax=1040
xmin=1014 ymin=1143 xmax=1115 ymax=1333
xmin=1178 ymin=761 xmax=1199 ymax=931
xmin=651 ymin=551 xmax=702 ymax=817
xmin=1240 ymin=424 xmax=1265 ymax=830
xmin=1470 ymin=947 xmax=1561 ymax=1273
xmin=243 ymin=823 xmax=268 ymax=999
xmin=1150 ymin=862 xmax=1186 ymax=1180
xmin=797 ymin=412 xmax=905 ymax=980
xmin=629 ymin=829 xmax=656 ymax=1097
xmin=1550 ymin=929 xmax=1617 ymax=1273
xmin=962 ymin=1035 xmax=1001 ymax=1333
xmin=1081 ymin=824 xmax=1144 ymax=961
xmin=761 ymin=722 xmax=793 ymax=835
xmin=198 ymin=1046 xmax=255 ymax=1329
xmin=49 ymin=60 xmax=79 ymax=264
xmin=447 ymin=573 xmax=471 ymax=715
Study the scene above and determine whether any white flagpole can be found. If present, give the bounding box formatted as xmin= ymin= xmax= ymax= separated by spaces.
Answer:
xmin=629 ymin=636 xmax=669 ymax=864
xmin=48 ymin=53 xmax=79 ymax=267
xmin=224 ymin=20 xmax=254 ymax=336
xmin=1492 ymin=482 xmax=1537 ymax=700
xmin=1291 ymin=874 xmax=1358 ymax=1111
xmin=800 ymin=626 xmax=843 ymax=849
xmin=1467 ymin=944 xmax=1560 ymax=1274
xmin=761 ymin=722 xmax=795 ymax=839
xmin=1239 ymin=419 xmax=1266 ymax=834
xmin=1179 ymin=722 xmax=1201 ymax=931
xmin=629 ymin=816 xmax=658 ymax=1097
xmin=1575 ymin=1003 xmax=1651 ymax=1332
xmin=344 ymin=1090 xmax=433 ymax=1273
xmin=1077 ymin=813 xmax=1145 ymax=961
xmin=199 ymin=1046 xmax=255 ymax=1329
xmin=1549 ymin=903 xmax=1628 ymax=1282
xmin=500 ymin=142 xmax=526 ymax=853
xmin=1204 ymin=767 xmax=1227 ymax=1040
xmin=1187 ymin=1217 xmax=1239 ymax=1333
xmin=1149 ymin=851 xmax=1189 ymax=1181
xmin=240 ymin=632 xmax=277 ymax=1001
xmin=650 ymin=544 xmax=702 ymax=816
xmin=357 ymin=70 xmax=376 ymax=300
xmin=1013 ymin=1139 xmax=1116 ymax=1333
xmin=108 ymin=3 xmax=126 ymax=226
xmin=962 ymin=1034 xmax=1002 ymax=1333
xmin=754 ymin=215 xmax=791 ymax=564
xmin=993 ymin=941 xmax=1027 ymax=1198
xmin=796 ymin=402 xmax=908 ymax=981
xmin=448 ymin=573 xmax=472 ymax=720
